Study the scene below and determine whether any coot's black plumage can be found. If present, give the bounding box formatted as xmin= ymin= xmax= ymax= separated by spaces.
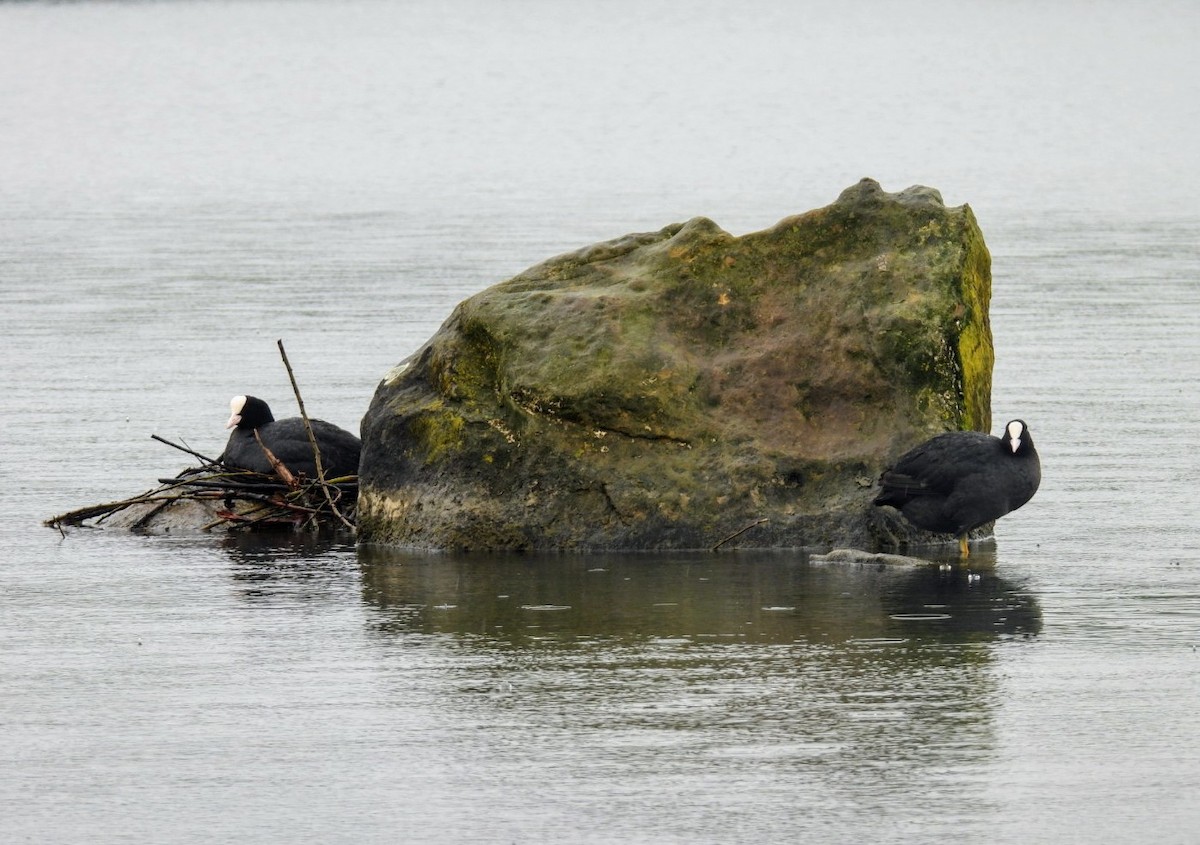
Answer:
xmin=219 ymin=395 xmax=361 ymax=480
xmin=873 ymin=419 xmax=1041 ymax=557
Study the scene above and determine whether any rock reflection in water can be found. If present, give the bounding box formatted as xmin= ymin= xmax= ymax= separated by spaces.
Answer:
xmin=355 ymin=547 xmax=1043 ymax=823
xmin=357 ymin=547 xmax=1042 ymax=645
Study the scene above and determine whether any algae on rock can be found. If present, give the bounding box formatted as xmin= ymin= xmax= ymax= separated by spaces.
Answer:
xmin=359 ymin=178 xmax=994 ymax=550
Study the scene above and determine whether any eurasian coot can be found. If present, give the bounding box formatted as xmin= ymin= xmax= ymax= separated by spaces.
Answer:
xmin=219 ymin=395 xmax=361 ymax=480
xmin=873 ymin=419 xmax=1041 ymax=557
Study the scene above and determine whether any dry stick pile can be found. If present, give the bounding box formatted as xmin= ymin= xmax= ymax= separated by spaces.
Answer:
xmin=45 ymin=340 xmax=357 ymax=535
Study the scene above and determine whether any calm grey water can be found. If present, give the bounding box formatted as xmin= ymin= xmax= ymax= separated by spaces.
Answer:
xmin=3 ymin=1 xmax=1199 ymax=842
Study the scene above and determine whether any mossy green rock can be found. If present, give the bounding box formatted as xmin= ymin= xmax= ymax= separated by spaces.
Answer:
xmin=359 ymin=179 xmax=993 ymax=550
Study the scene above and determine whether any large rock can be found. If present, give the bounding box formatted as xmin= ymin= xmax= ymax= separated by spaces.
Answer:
xmin=359 ymin=179 xmax=993 ymax=550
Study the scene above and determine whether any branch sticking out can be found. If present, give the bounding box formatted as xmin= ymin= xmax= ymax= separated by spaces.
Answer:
xmin=711 ymin=517 xmax=768 ymax=551
xmin=276 ymin=339 xmax=354 ymax=531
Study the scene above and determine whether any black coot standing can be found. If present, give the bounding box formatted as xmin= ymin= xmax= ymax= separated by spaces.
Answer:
xmin=219 ymin=395 xmax=361 ymax=480
xmin=873 ymin=419 xmax=1041 ymax=557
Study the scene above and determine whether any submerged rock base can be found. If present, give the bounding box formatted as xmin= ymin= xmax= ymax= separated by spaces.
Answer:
xmin=360 ymin=179 xmax=994 ymax=550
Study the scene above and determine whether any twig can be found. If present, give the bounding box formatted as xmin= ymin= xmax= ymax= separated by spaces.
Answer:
xmin=276 ymin=339 xmax=355 ymax=531
xmin=276 ymin=339 xmax=327 ymax=484
xmin=150 ymin=434 xmax=219 ymax=466
xmin=159 ymin=478 xmax=358 ymax=496
xmin=711 ymin=517 xmax=768 ymax=551
xmin=128 ymin=499 xmax=176 ymax=533
xmin=253 ymin=429 xmax=300 ymax=489
xmin=160 ymin=478 xmax=288 ymax=492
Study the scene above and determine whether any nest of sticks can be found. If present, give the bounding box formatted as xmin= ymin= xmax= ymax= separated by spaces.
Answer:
xmin=45 ymin=435 xmax=357 ymax=535
xmin=45 ymin=340 xmax=357 ymax=536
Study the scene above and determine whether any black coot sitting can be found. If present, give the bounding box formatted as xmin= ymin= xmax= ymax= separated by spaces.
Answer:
xmin=219 ymin=395 xmax=361 ymax=480
xmin=873 ymin=419 xmax=1041 ymax=557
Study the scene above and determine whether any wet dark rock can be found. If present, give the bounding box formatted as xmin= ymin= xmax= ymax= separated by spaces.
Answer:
xmin=359 ymin=178 xmax=994 ymax=550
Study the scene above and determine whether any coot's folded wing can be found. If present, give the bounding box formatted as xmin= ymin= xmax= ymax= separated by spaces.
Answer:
xmin=879 ymin=432 xmax=995 ymax=498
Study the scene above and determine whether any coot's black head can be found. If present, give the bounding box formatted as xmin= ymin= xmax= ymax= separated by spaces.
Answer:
xmin=225 ymin=395 xmax=275 ymax=431
xmin=1002 ymin=419 xmax=1034 ymax=455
